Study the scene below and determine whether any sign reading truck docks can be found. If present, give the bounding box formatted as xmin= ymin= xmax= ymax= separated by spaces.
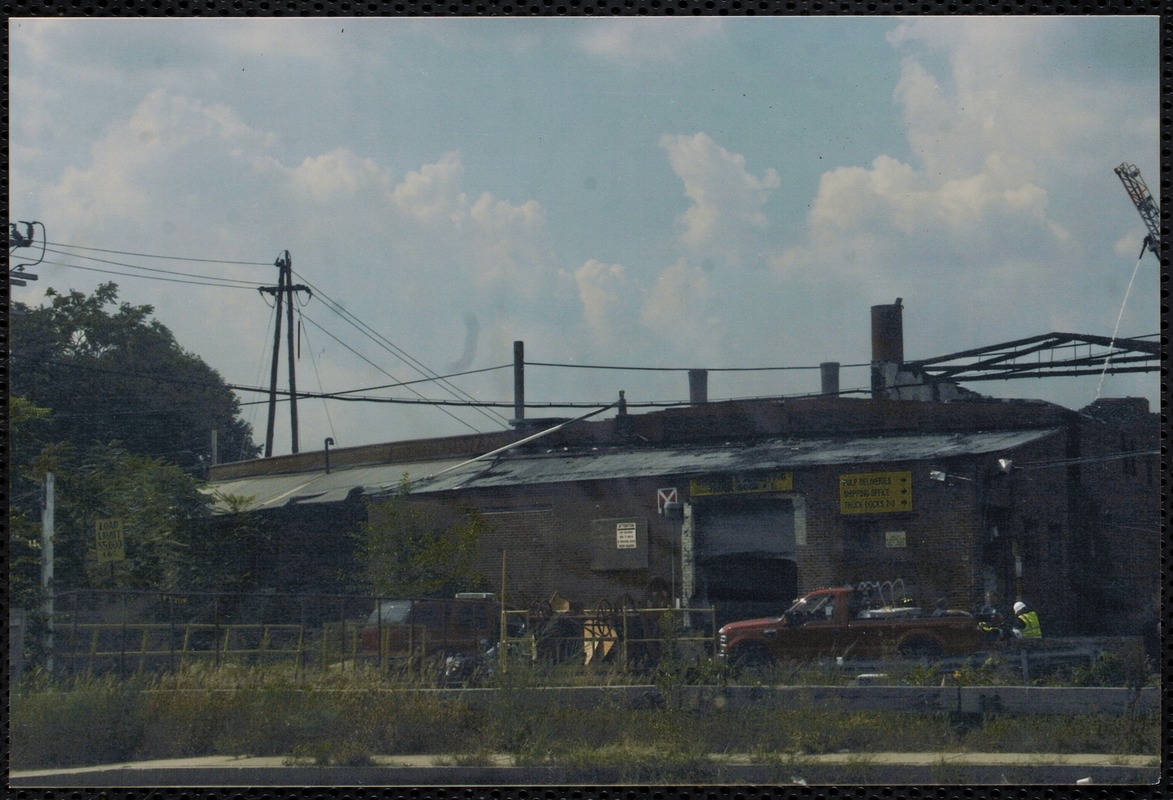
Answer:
xmin=839 ymin=471 xmax=912 ymax=515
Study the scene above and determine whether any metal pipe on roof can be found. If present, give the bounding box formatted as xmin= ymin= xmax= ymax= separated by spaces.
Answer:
xmin=688 ymin=369 xmax=708 ymax=405
xmin=820 ymin=362 xmax=840 ymax=396
xmin=872 ymin=299 xmax=904 ymax=363
xmin=513 ymin=341 xmax=525 ymax=423
xmin=871 ymin=298 xmax=904 ymax=398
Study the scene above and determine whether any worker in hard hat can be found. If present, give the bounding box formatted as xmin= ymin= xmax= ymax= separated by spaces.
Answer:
xmin=1011 ymin=601 xmax=1042 ymax=639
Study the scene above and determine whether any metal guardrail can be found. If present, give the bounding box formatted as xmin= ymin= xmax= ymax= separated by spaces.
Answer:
xmin=57 ymin=623 xmax=307 ymax=673
xmin=35 ymin=590 xmax=719 ymax=676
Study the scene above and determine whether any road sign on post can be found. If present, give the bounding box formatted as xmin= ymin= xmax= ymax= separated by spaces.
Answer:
xmin=94 ymin=519 xmax=126 ymax=563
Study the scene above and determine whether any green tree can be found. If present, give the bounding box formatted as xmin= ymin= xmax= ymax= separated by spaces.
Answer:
xmin=8 ymin=397 xmax=53 ymax=608
xmin=356 ymin=478 xmax=488 ymax=598
xmin=175 ymin=492 xmax=274 ymax=593
xmin=11 ymin=442 xmax=213 ymax=594
xmin=11 ymin=282 xmax=259 ymax=473
xmin=8 ymin=284 xmax=264 ymax=600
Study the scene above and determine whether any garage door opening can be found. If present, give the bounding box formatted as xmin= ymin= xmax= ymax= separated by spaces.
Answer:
xmin=693 ymin=496 xmax=798 ymax=605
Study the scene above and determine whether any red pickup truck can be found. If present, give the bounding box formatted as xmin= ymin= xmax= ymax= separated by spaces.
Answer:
xmin=717 ymin=586 xmax=985 ymax=666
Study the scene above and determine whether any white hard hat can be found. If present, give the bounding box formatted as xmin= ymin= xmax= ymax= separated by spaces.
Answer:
xmin=1013 ymin=601 xmax=1026 ymax=614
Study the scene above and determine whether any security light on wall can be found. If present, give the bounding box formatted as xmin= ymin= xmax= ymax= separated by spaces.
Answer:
xmin=929 ymin=470 xmax=972 ymax=482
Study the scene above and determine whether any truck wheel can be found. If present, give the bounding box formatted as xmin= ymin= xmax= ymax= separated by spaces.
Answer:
xmin=898 ymin=637 xmax=942 ymax=661
xmin=731 ymin=643 xmax=773 ymax=669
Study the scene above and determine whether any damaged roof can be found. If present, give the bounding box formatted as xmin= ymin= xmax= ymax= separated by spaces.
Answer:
xmin=205 ymin=427 xmax=1060 ymax=513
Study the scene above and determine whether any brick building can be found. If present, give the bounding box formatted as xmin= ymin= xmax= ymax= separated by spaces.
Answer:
xmin=206 ymin=391 xmax=1159 ymax=637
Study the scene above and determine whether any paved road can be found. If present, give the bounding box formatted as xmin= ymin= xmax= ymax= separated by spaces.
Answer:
xmin=11 ymin=752 xmax=1160 ymax=787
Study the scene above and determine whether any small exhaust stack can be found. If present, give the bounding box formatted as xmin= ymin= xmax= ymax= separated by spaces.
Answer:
xmin=820 ymin=362 xmax=840 ymax=396
xmin=688 ymin=369 xmax=708 ymax=405
xmin=513 ymin=340 xmax=525 ymax=423
xmin=871 ymin=299 xmax=904 ymax=398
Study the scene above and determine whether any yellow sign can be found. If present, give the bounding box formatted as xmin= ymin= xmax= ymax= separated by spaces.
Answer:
xmin=95 ymin=519 xmax=126 ymax=563
xmin=690 ymin=472 xmax=793 ymax=497
xmin=839 ymin=471 xmax=913 ymax=515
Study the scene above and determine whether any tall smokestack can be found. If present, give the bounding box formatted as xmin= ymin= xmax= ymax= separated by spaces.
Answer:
xmin=688 ymin=369 xmax=708 ymax=405
xmin=871 ymin=299 xmax=904 ymax=398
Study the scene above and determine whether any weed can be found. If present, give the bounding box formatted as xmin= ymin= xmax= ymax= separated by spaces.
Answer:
xmin=839 ymin=752 xmax=883 ymax=784
xmin=929 ymin=754 xmax=970 ymax=784
xmin=11 ymin=658 xmax=1163 ymax=774
xmin=1064 ymin=651 xmax=1154 ymax=689
xmin=10 ymin=672 xmax=147 ymax=768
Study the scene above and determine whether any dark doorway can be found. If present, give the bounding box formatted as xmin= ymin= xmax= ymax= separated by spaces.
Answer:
xmin=694 ymin=496 xmax=797 ymax=606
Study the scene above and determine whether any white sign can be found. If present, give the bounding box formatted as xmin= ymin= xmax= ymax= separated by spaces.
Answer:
xmin=616 ymin=522 xmax=638 ymax=549
xmin=656 ymin=487 xmax=678 ymax=513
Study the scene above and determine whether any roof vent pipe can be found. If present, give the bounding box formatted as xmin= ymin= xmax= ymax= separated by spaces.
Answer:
xmin=820 ymin=362 xmax=840 ymax=396
xmin=513 ymin=340 xmax=525 ymax=424
xmin=688 ymin=369 xmax=708 ymax=405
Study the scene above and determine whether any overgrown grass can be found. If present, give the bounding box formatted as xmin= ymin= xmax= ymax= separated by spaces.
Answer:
xmin=9 ymin=660 xmax=1160 ymax=772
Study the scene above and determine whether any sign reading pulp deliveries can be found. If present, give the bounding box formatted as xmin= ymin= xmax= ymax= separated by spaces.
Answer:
xmin=839 ymin=471 xmax=913 ymax=514
xmin=689 ymin=472 xmax=793 ymax=497
xmin=94 ymin=518 xmax=126 ymax=563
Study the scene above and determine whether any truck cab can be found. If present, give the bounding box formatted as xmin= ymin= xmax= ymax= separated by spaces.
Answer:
xmin=718 ymin=587 xmax=983 ymax=665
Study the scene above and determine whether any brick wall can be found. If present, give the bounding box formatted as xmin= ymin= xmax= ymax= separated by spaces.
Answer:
xmin=248 ymin=397 xmax=1157 ymax=637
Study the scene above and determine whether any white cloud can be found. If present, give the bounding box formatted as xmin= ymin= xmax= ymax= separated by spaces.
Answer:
xmin=12 ymin=19 xmax=1157 ymax=444
xmin=290 ymin=149 xmax=390 ymax=203
xmin=576 ymin=18 xmax=724 ymax=65
xmin=29 ymin=87 xmax=587 ymax=445
xmin=574 ymin=259 xmax=634 ymax=346
xmin=660 ymin=132 xmax=781 ymax=269
xmin=639 ymin=258 xmax=722 ymax=358
xmin=772 ymin=17 xmax=1152 ymax=343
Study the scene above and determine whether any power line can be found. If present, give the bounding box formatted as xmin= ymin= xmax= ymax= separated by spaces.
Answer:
xmin=41 ymin=246 xmax=263 ymax=286
xmin=33 ymin=258 xmax=261 ymax=290
xmin=13 ymin=355 xmax=678 ymax=409
xmin=526 ymin=360 xmax=873 ymax=372
xmin=293 ymin=271 xmax=513 ymax=429
xmin=46 ymin=239 xmax=272 ymax=266
xmin=299 ymin=276 xmax=509 ymax=421
xmin=297 ymin=312 xmax=338 ymax=445
xmin=295 ymin=312 xmax=482 ymax=433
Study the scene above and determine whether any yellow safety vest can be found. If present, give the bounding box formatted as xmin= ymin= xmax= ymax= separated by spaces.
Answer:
xmin=1017 ymin=610 xmax=1042 ymax=638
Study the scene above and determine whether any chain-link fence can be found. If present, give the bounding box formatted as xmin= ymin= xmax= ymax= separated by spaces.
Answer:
xmin=24 ymin=590 xmax=717 ymax=678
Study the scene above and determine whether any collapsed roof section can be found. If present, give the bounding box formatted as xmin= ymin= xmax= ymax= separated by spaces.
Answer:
xmin=206 ymin=426 xmax=1062 ymax=514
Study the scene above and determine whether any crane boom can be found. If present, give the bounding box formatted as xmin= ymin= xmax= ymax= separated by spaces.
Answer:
xmin=1114 ymin=163 xmax=1161 ymax=261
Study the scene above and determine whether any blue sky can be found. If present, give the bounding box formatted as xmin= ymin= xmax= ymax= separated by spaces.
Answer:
xmin=9 ymin=17 xmax=1160 ymax=458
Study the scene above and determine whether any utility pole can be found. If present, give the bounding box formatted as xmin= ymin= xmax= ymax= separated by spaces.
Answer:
xmin=258 ymin=251 xmax=311 ymax=456
xmin=8 ymin=220 xmax=44 ymax=287
xmin=42 ymin=472 xmax=55 ymax=674
xmin=283 ymin=252 xmax=300 ymax=454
